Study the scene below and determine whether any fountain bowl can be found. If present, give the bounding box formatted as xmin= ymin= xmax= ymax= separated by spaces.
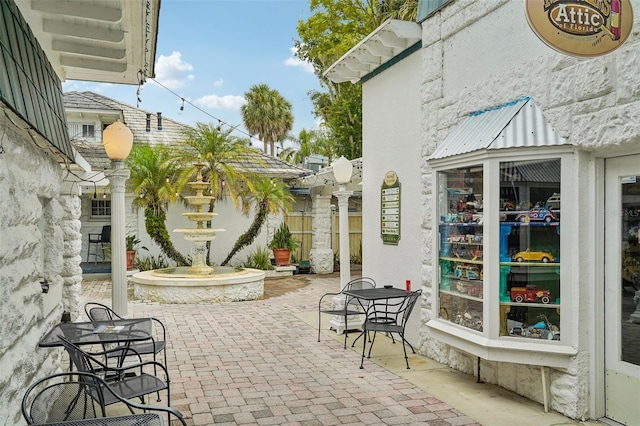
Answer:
xmin=132 ymin=267 xmax=266 ymax=304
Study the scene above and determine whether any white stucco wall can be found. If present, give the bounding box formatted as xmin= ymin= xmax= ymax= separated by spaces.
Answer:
xmin=0 ymin=114 xmax=83 ymax=425
xmin=361 ymin=48 xmax=423 ymax=343
xmin=412 ymin=0 xmax=640 ymax=420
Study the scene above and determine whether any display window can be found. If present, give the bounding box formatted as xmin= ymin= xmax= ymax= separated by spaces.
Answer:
xmin=438 ymin=166 xmax=484 ymax=332
xmin=498 ymin=159 xmax=560 ymax=340
xmin=436 ymin=158 xmax=564 ymax=344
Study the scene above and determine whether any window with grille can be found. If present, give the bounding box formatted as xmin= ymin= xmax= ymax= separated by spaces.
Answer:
xmin=82 ymin=124 xmax=95 ymax=138
xmin=91 ymin=199 xmax=111 ymax=218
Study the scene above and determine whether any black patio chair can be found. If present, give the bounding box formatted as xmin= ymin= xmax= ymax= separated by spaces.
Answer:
xmin=360 ymin=289 xmax=422 ymax=369
xmin=84 ymin=302 xmax=167 ymax=371
xmin=87 ymin=225 xmax=111 ymax=264
xmin=22 ymin=371 xmax=186 ymax=425
xmin=58 ymin=335 xmax=171 ymax=407
xmin=318 ymin=277 xmax=376 ymax=349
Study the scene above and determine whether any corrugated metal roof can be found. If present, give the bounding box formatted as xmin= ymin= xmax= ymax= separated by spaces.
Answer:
xmin=429 ymin=98 xmax=570 ymax=160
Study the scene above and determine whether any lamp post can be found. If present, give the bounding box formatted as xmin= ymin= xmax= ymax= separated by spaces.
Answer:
xmin=102 ymin=121 xmax=133 ymax=316
xmin=332 ymin=156 xmax=354 ymax=287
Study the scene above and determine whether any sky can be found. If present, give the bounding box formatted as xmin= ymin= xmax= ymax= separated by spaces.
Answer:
xmin=62 ymin=0 xmax=323 ymax=150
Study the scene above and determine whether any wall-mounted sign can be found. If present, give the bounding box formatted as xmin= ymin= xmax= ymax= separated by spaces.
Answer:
xmin=381 ymin=171 xmax=401 ymax=245
xmin=525 ymin=0 xmax=634 ymax=57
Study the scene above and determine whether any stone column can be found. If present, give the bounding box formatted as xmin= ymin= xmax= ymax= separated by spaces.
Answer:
xmin=309 ymin=195 xmax=334 ymax=274
xmin=334 ymin=189 xmax=353 ymax=287
xmin=108 ymin=161 xmax=130 ymax=316
xmin=59 ymin=182 xmax=83 ymax=320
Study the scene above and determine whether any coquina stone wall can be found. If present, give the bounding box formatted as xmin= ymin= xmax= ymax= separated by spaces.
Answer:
xmin=418 ymin=0 xmax=640 ymax=420
xmin=0 ymin=112 xmax=83 ymax=425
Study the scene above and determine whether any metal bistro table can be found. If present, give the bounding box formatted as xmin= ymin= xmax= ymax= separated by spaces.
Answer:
xmin=342 ymin=286 xmax=412 ymax=356
xmin=39 ymin=318 xmax=153 ymax=348
xmin=32 ymin=413 xmax=164 ymax=425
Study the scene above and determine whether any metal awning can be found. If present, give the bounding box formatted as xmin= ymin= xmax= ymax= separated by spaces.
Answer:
xmin=429 ymin=97 xmax=570 ymax=160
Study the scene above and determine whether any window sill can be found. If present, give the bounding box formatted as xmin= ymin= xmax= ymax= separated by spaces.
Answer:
xmin=427 ymin=319 xmax=577 ymax=368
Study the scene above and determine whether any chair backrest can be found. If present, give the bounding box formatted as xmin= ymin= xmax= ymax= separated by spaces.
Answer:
xmin=84 ymin=302 xmax=122 ymax=322
xmin=342 ymin=277 xmax=376 ymax=292
xmin=22 ymin=372 xmax=103 ymax=424
xmin=58 ymin=335 xmax=107 ymax=377
xmin=344 ymin=277 xmax=376 ymax=307
xmin=366 ymin=289 xmax=422 ymax=328
xmin=100 ymin=225 xmax=111 ymax=243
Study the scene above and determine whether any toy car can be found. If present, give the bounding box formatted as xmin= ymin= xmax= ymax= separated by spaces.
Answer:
xmin=510 ymin=284 xmax=551 ymax=304
xmin=546 ymin=193 xmax=560 ymax=210
xmin=512 ymin=248 xmax=555 ymax=263
xmin=515 ymin=207 xmax=558 ymax=223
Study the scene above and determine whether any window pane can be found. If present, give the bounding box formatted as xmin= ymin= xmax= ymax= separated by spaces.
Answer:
xmin=499 ymin=159 xmax=561 ymax=340
xmin=437 ymin=165 xmax=484 ymax=332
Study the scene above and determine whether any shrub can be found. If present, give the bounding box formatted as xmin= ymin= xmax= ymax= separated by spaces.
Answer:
xmin=135 ymin=254 xmax=170 ymax=271
xmin=242 ymin=245 xmax=274 ymax=270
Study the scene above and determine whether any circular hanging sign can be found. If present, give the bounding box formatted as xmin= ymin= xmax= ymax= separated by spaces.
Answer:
xmin=525 ymin=0 xmax=634 ymax=57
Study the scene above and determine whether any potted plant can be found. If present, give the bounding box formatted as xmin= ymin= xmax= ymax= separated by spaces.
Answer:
xmin=268 ymin=223 xmax=299 ymax=266
xmin=125 ymin=235 xmax=147 ymax=270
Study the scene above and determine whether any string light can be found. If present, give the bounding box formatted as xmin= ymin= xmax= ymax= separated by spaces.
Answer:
xmin=180 ymin=98 xmax=185 ymax=112
xmin=149 ymin=78 xmax=264 ymax=148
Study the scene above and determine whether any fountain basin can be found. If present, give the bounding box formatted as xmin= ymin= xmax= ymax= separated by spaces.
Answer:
xmin=132 ymin=268 xmax=266 ymax=303
xmin=173 ymin=228 xmax=224 ymax=241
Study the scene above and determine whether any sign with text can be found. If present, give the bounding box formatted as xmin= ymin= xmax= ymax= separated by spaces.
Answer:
xmin=381 ymin=171 xmax=401 ymax=245
xmin=525 ymin=0 xmax=634 ymax=57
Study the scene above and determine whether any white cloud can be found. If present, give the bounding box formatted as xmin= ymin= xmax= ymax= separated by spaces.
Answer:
xmin=284 ymin=46 xmax=314 ymax=73
xmin=213 ymin=78 xmax=224 ymax=87
xmin=194 ymin=94 xmax=246 ymax=110
xmin=155 ymin=51 xmax=195 ymax=89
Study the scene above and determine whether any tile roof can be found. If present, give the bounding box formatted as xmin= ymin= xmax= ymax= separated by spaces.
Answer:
xmin=64 ymin=91 xmax=309 ymax=178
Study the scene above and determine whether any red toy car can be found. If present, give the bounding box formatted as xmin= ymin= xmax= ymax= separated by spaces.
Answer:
xmin=510 ymin=285 xmax=551 ymax=304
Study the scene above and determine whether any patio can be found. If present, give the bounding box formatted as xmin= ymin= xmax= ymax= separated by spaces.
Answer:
xmin=78 ymin=274 xmax=592 ymax=426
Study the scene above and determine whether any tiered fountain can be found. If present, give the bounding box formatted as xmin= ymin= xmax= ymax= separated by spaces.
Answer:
xmin=132 ymin=164 xmax=265 ymax=303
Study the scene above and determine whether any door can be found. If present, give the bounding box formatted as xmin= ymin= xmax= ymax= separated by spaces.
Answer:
xmin=604 ymin=156 xmax=640 ymax=425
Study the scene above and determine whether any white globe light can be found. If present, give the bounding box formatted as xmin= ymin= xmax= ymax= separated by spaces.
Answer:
xmin=332 ymin=156 xmax=353 ymax=184
xmin=103 ymin=121 xmax=133 ymax=161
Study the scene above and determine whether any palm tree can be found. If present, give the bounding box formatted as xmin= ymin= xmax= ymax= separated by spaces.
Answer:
xmin=241 ymin=84 xmax=294 ymax=157
xmin=179 ymin=122 xmax=258 ymax=263
xmin=221 ymin=177 xmax=294 ymax=266
xmin=126 ymin=144 xmax=190 ymax=266
xmin=280 ymin=128 xmax=316 ymax=166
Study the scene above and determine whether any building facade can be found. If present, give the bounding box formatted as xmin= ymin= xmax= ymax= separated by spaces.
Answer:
xmin=326 ymin=0 xmax=640 ymax=423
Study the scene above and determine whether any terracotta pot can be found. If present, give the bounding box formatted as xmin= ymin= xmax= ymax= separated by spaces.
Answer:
xmin=272 ymin=248 xmax=291 ymax=266
xmin=126 ymin=250 xmax=136 ymax=270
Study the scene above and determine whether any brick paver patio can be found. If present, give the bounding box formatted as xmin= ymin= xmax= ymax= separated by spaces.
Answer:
xmin=81 ymin=274 xmax=479 ymax=426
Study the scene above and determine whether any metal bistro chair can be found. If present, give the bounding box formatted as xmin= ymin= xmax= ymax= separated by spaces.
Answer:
xmin=318 ymin=277 xmax=376 ymax=349
xmin=87 ymin=225 xmax=111 ymax=264
xmin=360 ymin=289 xmax=422 ymax=370
xmin=58 ymin=335 xmax=171 ymax=408
xmin=84 ymin=302 xmax=167 ymax=372
xmin=22 ymin=371 xmax=186 ymax=425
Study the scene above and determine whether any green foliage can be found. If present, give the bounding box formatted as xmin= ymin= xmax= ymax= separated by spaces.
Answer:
xmin=241 ymin=245 xmax=275 ymax=270
xmin=295 ymin=0 xmax=417 ymax=160
xmin=221 ymin=177 xmax=295 ymax=266
xmin=268 ymin=223 xmax=300 ymax=251
xmin=125 ymin=235 xmax=148 ymax=252
xmin=126 ymin=144 xmax=189 ymax=265
xmin=241 ymin=84 xmax=293 ymax=157
xmin=134 ymin=253 xmax=170 ymax=271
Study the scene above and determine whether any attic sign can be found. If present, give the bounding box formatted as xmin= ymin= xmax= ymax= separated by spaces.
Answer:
xmin=381 ymin=171 xmax=401 ymax=245
xmin=525 ymin=0 xmax=634 ymax=57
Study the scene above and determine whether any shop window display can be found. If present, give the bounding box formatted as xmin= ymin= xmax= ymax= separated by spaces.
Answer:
xmin=437 ymin=159 xmax=561 ymax=340
xmin=438 ymin=166 xmax=484 ymax=332
xmin=499 ymin=159 xmax=561 ymax=340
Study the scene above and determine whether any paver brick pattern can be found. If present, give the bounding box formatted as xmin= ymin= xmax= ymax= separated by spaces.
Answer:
xmin=81 ymin=275 xmax=479 ymax=426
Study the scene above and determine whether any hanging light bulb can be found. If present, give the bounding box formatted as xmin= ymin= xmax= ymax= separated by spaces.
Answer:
xmin=179 ymin=98 xmax=185 ymax=113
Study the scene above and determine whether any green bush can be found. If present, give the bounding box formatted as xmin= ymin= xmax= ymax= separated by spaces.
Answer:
xmin=242 ymin=245 xmax=274 ymax=270
xmin=268 ymin=223 xmax=300 ymax=251
xmin=134 ymin=254 xmax=169 ymax=271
